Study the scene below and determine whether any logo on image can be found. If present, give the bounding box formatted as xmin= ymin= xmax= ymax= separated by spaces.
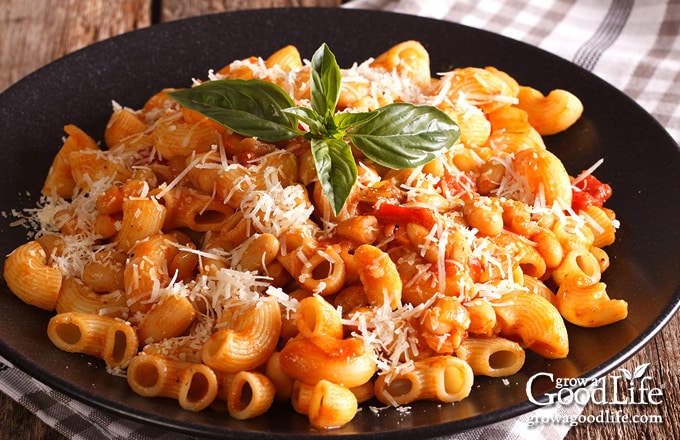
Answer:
xmin=527 ymin=363 xmax=663 ymax=406
xmin=525 ymin=363 xmax=665 ymax=427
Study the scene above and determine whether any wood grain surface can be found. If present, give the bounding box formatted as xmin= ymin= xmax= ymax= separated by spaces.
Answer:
xmin=1 ymin=1 xmax=677 ymax=439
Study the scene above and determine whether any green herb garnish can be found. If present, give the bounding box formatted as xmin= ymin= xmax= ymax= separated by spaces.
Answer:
xmin=169 ymin=43 xmax=460 ymax=215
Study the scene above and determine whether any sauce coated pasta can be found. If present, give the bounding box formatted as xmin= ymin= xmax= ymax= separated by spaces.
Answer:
xmin=2 ymin=41 xmax=627 ymax=429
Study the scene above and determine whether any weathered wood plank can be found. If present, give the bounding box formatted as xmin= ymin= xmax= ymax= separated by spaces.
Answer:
xmin=0 ymin=0 xmax=151 ymax=92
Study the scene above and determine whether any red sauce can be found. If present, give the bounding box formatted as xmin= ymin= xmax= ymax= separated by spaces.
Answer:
xmin=373 ymin=202 xmax=436 ymax=229
xmin=440 ymin=171 xmax=477 ymax=201
xmin=236 ymin=151 xmax=257 ymax=165
xmin=571 ymin=174 xmax=612 ymax=211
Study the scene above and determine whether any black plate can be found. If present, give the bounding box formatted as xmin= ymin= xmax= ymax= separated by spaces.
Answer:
xmin=0 ymin=8 xmax=678 ymax=439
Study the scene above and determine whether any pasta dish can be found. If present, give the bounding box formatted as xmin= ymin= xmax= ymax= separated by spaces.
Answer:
xmin=2 ymin=41 xmax=627 ymax=429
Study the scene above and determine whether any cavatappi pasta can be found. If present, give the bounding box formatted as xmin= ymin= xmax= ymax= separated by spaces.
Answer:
xmin=3 ymin=41 xmax=626 ymax=429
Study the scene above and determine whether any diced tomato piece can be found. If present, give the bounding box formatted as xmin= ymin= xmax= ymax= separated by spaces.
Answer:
xmin=440 ymin=171 xmax=477 ymax=201
xmin=373 ymin=202 xmax=436 ymax=229
xmin=571 ymin=174 xmax=612 ymax=211
xmin=467 ymin=257 xmax=483 ymax=281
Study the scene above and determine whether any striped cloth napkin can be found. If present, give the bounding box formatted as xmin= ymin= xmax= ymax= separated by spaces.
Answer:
xmin=1 ymin=1 xmax=677 ymax=439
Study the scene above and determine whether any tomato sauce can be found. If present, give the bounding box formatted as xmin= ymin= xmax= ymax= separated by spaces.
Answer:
xmin=571 ymin=174 xmax=612 ymax=211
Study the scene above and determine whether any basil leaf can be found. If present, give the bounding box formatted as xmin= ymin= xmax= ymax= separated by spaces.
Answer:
xmin=347 ymin=102 xmax=460 ymax=169
xmin=310 ymin=43 xmax=341 ymax=121
xmin=311 ymin=138 xmax=358 ymax=216
xmin=168 ymin=79 xmax=302 ymax=142
xmin=334 ymin=111 xmax=378 ymax=131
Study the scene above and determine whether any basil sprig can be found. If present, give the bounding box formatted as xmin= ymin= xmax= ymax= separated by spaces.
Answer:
xmin=169 ymin=43 xmax=460 ymax=215
xmin=168 ymin=78 xmax=301 ymax=142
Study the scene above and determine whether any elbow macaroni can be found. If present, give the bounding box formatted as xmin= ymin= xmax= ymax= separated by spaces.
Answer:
xmin=2 ymin=41 xmax=627 ymax=429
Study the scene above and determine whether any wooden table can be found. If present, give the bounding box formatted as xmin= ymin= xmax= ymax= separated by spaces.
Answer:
xmin=1 ymin=1 xmax=678 ymax=439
